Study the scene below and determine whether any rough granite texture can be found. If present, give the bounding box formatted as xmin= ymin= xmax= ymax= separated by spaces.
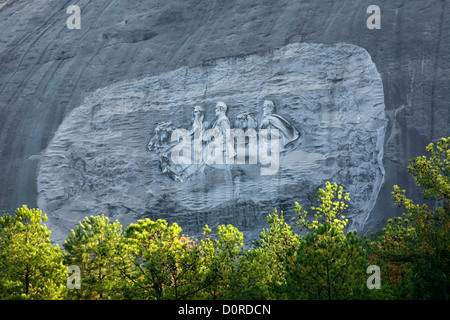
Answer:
xmin=0 ymin=0 xmax=449 ymax=242
xmin=36 ymin=42 xmax=386 ymax=244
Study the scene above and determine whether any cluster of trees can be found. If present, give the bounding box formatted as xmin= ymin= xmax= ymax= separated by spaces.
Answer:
xmin=0 ymin=138 xmax=448 ymax=300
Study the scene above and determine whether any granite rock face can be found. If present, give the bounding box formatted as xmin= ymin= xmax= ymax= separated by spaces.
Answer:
xmin=1 ymin=0 xmax=449 ymax=242
xmin=37 ymin=42 xmax=386 ymax=243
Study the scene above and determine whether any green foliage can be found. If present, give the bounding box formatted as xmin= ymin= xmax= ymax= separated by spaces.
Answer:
xmin=119 ymin=218 xmax=206 ymax=300
xmin=250 ymin=210 xmax=300 ymax=299
xmin=286 ymin=182 xmax=367 ymax=300
xmin=408 ymin=137 xmax=449 ymax=201
xmin=63 ymin=214 xmax=125 ymax=299
xmin=371 ymin=137 xmax=450 ymax=300
xmin=1 ymin=137 xmax=448 ymax=301
xmin=201 ymin=224 xmax=251 ymax=299
xmin=295 ymin=181 xmax=350 ymax=233
xmin=0 ymin=205 xmax=67 ymax=299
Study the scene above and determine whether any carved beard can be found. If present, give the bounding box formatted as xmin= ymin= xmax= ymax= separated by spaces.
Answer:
xmin=193 ymin=114 xmax=204 ymax=122
xmin=192 ymin=120 xmax=203 ymax=134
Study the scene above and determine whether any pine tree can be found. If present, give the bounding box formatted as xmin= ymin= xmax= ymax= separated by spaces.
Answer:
xmin=373 ymin=137 xmax=449 ymax=299
xmin=200 ymin=224 xmax=250 ymax=299
xmin=120 ymin=218 xmax=206 ymax=300
xmin=286 ymin=182 xmax=367 ymax=300
xmin=0 ymin=205 xmax=67 ymax=299
xmin=249 ymin=210 xmax=300 ymax=299
xmin=63 ymin=214 xmax=126 ymax=299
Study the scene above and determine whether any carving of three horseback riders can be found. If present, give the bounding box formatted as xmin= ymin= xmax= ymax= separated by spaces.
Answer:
xmin=148 ymin=100 xmax=300 ymax=181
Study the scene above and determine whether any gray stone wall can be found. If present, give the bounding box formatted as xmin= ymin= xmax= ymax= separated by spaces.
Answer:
xmin=37 ymin=43 xmax=386 ymax=244
xmin=0 ymin=0 xmax=449 ymax=241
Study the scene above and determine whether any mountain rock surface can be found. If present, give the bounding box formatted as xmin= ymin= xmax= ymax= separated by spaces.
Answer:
xmin=0 ymin=0 xmax=449 ymax=242
xmin=37 ymin=42 xmax=386 ymax=243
